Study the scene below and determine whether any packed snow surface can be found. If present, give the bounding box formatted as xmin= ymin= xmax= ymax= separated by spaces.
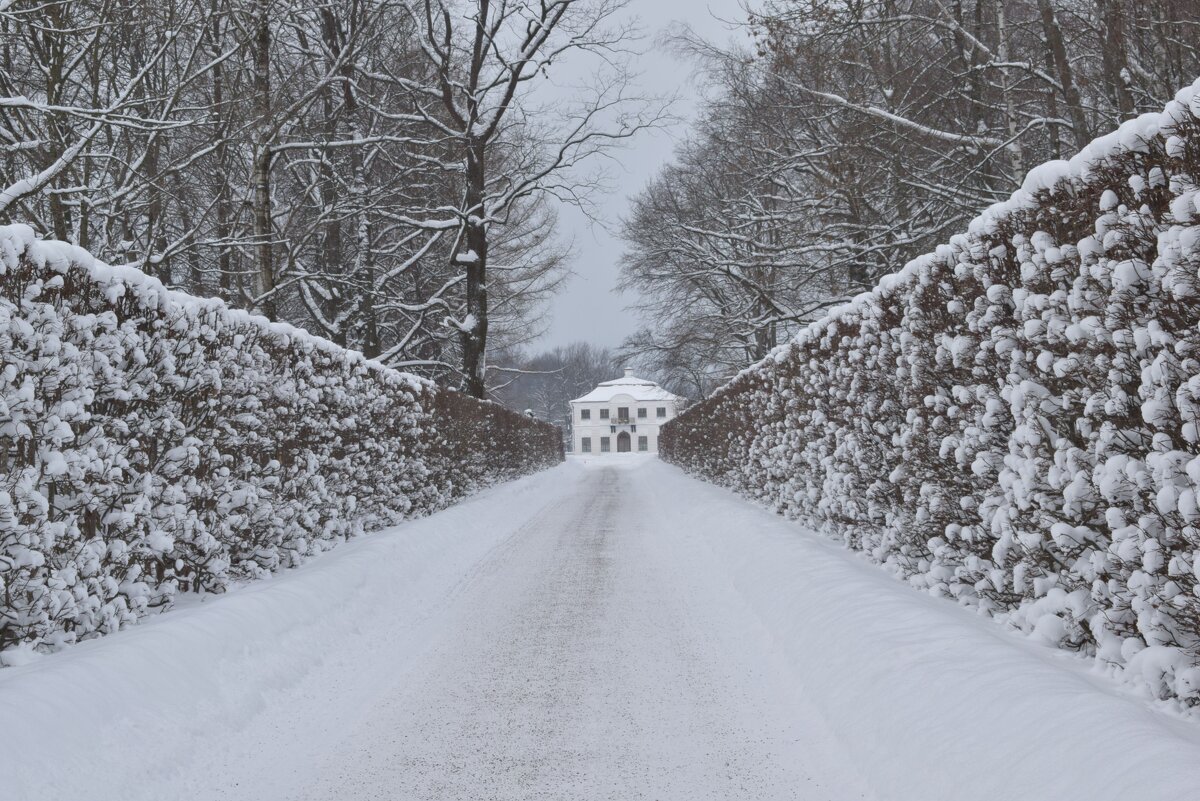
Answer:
xmin=5 ymin=457 xmax=1200 ymax=800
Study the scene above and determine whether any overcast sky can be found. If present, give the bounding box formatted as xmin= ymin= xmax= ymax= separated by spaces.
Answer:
xmin=531 ymin=0 xmax=753 ymax=352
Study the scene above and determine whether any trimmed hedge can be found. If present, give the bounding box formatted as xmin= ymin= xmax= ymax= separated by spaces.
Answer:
xmin=0 ymin=225 xmax=562 ymax=658
xmin=662 ymin=80 xmax=1200 ymax=705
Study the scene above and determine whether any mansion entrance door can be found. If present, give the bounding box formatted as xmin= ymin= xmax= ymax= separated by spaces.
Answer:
xmin=617 ymin=431 xmax=631 ymax=452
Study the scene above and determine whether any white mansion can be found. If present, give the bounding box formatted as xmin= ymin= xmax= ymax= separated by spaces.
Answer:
xmin=569 ymin=369 xmax=684 ymax=454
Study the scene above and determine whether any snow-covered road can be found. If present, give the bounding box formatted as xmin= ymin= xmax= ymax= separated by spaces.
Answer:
xmin=6 ymin=457 xmax=1200 ymax=800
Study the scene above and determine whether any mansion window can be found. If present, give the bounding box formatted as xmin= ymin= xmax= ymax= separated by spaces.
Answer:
xmin=600 ymin=409 xmax=609 ymax=419
xmin=656 ymin=407 xmax=667 ymax=418
xmin=638 ymin=436 xmax=648 ymax=452
xmin=581 ymin=437 xmax=591 ymax=453
xmin=637 ymin=407 xmax=647 ymax=419
xmin=580 ymin=409 xmax=590 ymax=420
xmin=600 ymin=437 xmax=611 ymax=452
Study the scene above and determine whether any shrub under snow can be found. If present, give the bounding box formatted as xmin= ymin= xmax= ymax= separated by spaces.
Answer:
xmin=661 ymin=78 xmax=1200 ymax=706
xmin=0 ymin=225 xmax=562 ymax=659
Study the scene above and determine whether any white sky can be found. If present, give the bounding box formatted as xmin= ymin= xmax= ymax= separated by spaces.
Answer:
xmin=531 ymin=0 xmax=753 ymax=351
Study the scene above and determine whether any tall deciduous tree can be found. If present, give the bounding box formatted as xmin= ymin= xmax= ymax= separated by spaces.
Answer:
xmin=0 ymin=0 xmax=659 ymax=393
xmin=621 ymin=0 xmax=1200 ymax=382
xmin=390 ymin=0 xmax=664 ymax=396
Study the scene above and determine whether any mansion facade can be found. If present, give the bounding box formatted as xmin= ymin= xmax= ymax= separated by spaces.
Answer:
xmin=569 ymin=369 xmax=684 ymax=454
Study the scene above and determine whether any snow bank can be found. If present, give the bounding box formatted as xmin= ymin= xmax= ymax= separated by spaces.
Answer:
xmin=0 ymin=225 xmax=561 ymax=658
xmin=663 ymin=77 xmax=1200 ymax=706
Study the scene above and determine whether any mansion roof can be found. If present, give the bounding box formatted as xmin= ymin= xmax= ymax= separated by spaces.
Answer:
xmin=571 ymin=371 xmax=682 ymax=404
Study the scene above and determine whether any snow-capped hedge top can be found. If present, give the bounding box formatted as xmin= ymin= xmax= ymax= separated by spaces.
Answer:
xmin=0 ymin=222 xmax=427 ymax=394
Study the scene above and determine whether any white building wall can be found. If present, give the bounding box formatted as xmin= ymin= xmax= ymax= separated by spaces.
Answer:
xmin=569 ymin=393 xmax=680 ymax=454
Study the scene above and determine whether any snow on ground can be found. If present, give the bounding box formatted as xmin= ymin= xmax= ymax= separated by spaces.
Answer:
xmin=4 ymin=457 xmax=1200 ymax=800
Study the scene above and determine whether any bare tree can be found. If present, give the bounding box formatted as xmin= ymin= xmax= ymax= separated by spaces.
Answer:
xmin=2 ymin=0 xmax=654 ymax=392
xmin=621 ymin=0 xmax=1200 ymax=381
xmin=384 ymin=0 xmax=665 ymax=396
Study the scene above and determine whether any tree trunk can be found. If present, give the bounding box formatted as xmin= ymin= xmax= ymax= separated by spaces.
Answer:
xmin=318 ymin=8 xmax=345 ymax=343
xmin=951 ymin=0 xmax=986 ymax=136
xmin=44 ymin=3 xmax=70 ymax=241
xmin=1097 ymin=0 xmax=1134 ymax=117
xmin=351 ymin=123 xmax=378 ymax=357
xmin=252 ymin=0 xmax=275 ymax=317
xmin=208 ymin=0 xmax=233 ymax=300
xmin=178 ymin=192 xmax=203 ymax=289
xmin=144 ymin=135 xmax=170 ymax=283
xmin=459 ymin=141 xmax=489 ymax=398
xmin=996 ymin=0 xmax=1026 ymax=178
xmin=1037 ymin=0 xmax=1090 ymax=149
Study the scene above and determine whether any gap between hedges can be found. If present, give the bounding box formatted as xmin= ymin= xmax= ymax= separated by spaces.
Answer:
xmin=661 ymin=78 xmax=1200 ymax=708
xmin=0 ymin=225 xmax=563 ymax=661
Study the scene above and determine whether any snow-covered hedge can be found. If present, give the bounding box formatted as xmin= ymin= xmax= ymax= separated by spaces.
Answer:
xmin=0 ymin=225 xmax=562 ymax=659
xmin=661 ymin=79 xmax=1200 ymax=706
